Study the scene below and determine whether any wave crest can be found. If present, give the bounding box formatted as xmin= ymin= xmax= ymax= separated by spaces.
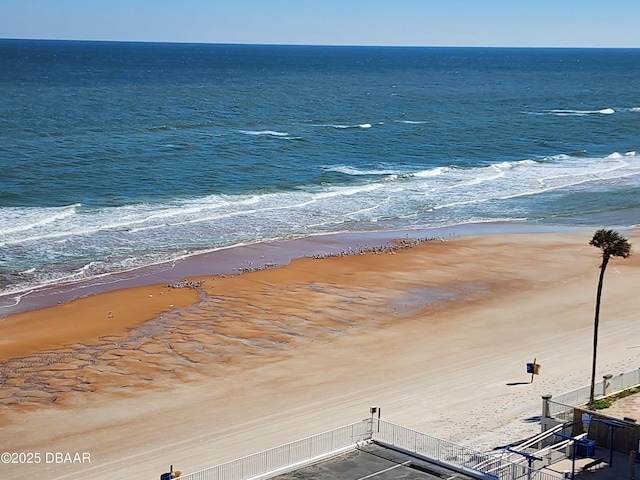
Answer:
xmin=549 ymin=108 xmax=615 ymax=116
xmin=239 ymin=130 xmax=290 ymax=137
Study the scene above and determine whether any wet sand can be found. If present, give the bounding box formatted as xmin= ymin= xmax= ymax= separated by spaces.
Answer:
xmin=1 ymin=228 xmax=639 ymax=480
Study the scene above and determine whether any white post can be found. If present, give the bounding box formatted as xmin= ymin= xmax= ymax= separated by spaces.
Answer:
xmin=603 ymin=374 xmax=613 ymax=397
xmin=369 ymin=406 xmax=378 ymax=437
xmin=542 ymin=395 xmax=552 ymax=419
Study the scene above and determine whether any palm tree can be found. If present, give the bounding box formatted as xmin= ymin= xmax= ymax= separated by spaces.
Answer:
xmin=588 ymin=229 xmax=632 ymax=408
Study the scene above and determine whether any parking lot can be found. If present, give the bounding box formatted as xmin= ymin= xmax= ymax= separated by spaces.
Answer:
xmin=271 ymin=443 xmax=480 ymax=480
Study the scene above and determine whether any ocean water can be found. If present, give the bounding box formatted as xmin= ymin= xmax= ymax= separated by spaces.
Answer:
xmin=1 ymin=40 xmax=640 ymax=305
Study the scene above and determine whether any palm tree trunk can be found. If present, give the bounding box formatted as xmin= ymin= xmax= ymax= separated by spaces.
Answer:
xmin=589 ymin=256 xmax=609 ymax=407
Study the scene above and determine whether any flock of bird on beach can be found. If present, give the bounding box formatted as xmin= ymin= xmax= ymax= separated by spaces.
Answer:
xmin=308 ymin=235 xmax=447 ymax=259
xmin=165 ymin=236 xmax=447 ymax=289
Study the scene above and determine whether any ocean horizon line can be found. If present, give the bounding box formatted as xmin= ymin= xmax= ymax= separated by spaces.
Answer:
xmin=2 ymin=37 xmax=639 ymax=51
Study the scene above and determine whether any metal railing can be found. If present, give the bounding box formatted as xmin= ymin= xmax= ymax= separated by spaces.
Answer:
xmin=373 ymin=420 xmax=560 ymax=480
xmin=552 ymin=368 xmax=640 ymax=407
xmin=175 ymin=420 xmax=371 ymax=480
xmin=173 ymin=417 xmax=577 ymax=480
xmin=151 ymin=369 xmax=640 ymax=480
xmin=546 ymin=367 xmax=640 ymax=423
xmin=551 ymin=385 xmax=592 ymax=410
xmin=607 ymin=368 xmax=640 ymax=394
xmin=547 ymin=399 xmax=575 ymax=423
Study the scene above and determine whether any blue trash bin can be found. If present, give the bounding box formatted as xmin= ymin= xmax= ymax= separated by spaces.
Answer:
xmin=577 ymin=439 xmax=596 ymax=458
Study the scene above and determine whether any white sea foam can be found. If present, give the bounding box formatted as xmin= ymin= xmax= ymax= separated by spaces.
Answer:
xmin=327 ymin=165 xmax=408 ymax=176
xmin=3 ymin=151 xmax=640 ymax=298
xmin=413 ymin=166 xmax=448 ymax=178
xmin=239 ymin=130 xmax=290 ymax=137
xmin=314 ymin=183 xmax=384 ymax=200
xmin=547 ymin=108 xmax=615 ymax=116
xmin=443 ymin=165 xmax=505 ymax=189
xmin=0 ymin=204 xmax=80 ymax=235
xmin=147 ymin=125 xmax=173 ymax=131
xmin=4 ymin=152 xmax=638 ymax=251
xmin=313 ymin=123 xmax=377 ymax=130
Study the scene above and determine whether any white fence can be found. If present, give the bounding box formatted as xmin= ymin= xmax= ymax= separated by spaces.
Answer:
xmin=546 ymin=367 xmax=640 ymax=423
xmin=375 ymin=420 xmax=559 ymax=480
xmin=174 ymin=421 xmax=371 ymax=480
xmin=169 ymin=414 xmax=593 ymax=480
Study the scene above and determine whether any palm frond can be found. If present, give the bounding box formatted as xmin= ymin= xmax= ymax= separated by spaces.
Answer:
xmin=589 ymin=228 xmax=632 ymax=259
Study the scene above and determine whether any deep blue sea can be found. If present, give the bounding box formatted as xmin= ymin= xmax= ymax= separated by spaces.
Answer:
xmin=1 ymin=40 xmax=640 ymax=304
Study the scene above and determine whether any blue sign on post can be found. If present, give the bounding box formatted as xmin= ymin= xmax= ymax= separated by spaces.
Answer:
xmin=526 ymin=358 xmax=540 ymax=382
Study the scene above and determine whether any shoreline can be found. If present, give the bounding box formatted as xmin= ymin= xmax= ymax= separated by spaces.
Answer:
xmin=2 ymin=226 xmax=639 ymax=480
xmin=0 ymin=221 xmax=590 ymax=317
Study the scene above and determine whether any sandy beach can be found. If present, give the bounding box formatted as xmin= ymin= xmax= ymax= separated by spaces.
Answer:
xmin=1 ymin=228 xmax=639 ymax=480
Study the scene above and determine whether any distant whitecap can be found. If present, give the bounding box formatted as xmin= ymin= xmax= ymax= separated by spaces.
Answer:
xmin=314 ymin=123 xmax=375 ymax=130
xmin=239 ymin=130 xmax=290 ymax=137
xmin=326 ymin=165 xmax=408 ymax=176
xmin=548 ymin=108 xmax=615 ymax=116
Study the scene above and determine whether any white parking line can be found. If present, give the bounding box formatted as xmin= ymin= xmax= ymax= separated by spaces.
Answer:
xmin=355 ymin=460 xmax=412 ymax=480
